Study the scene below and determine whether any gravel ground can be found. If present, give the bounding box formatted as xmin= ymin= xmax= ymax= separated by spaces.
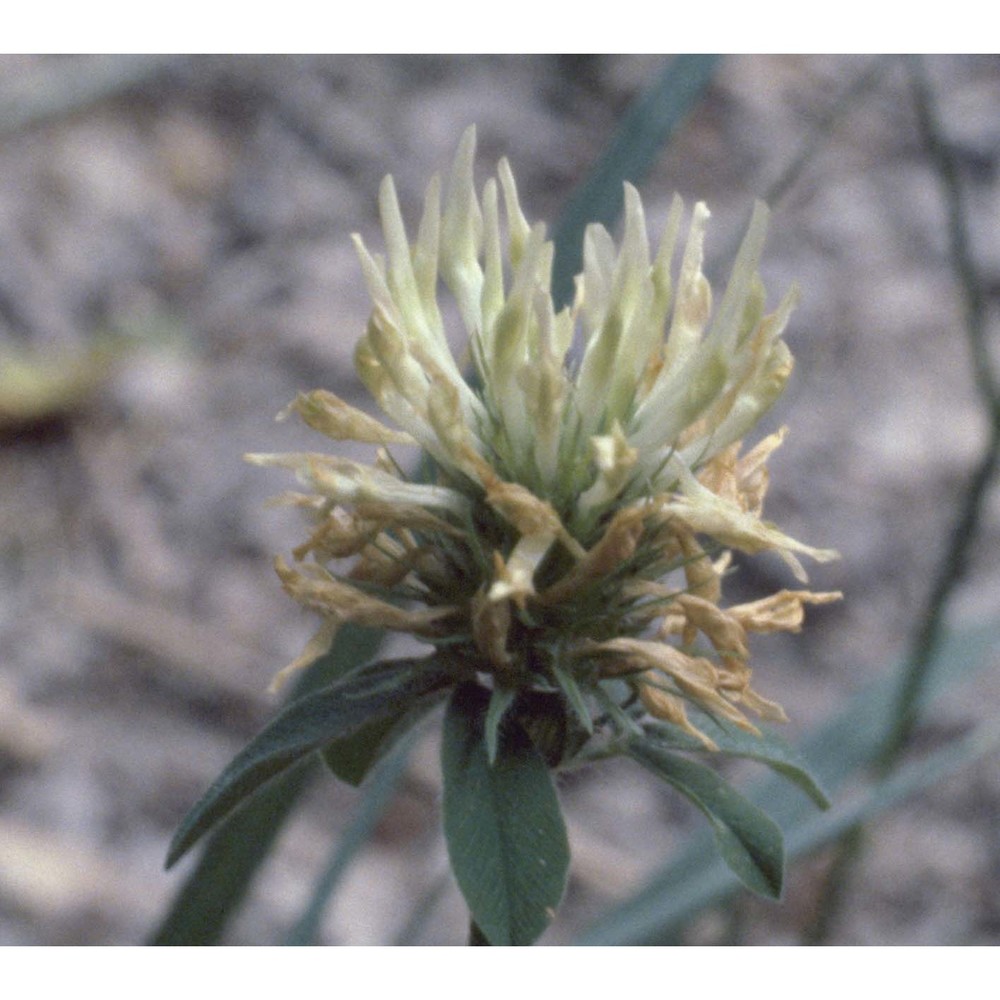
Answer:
xmin=1 ymin=54 xmax=998 ymax=946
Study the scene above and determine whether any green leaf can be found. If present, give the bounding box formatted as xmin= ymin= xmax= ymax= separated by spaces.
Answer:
xmin=166 ymin=656 xmax=451 ymax=869
xmin=441 ymin=683 xmax=570 ymax=946
xmin=150 ymin=622 xmax=386 ymax=945
xmin=627 ymin=738 xmax=784 ymax=899
xmin=551 ymin=55 xmax=722 ymax=308
xmin=321 ymin=689 xmax=446 ymax=786
xmin=594 ymin=681 xmax=643 ymax=737
xmin=551 ymin=662 xmax=594 ymax=736
xmin=642 ymin=714 xmax=830 ymax=809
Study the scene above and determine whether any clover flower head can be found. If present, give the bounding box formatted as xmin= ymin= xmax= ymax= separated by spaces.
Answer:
xmin=248 ymin=126 xmax=840 ymax=749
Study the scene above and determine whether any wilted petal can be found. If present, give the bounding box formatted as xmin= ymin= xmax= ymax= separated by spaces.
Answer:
xmin=541 ymin=503 xmax=647 ymax=606
xmin=638 ymin=681 xmax=718 ymax=750
xmin=591 ymin=636 xmax=762 ymax=734
xmin=664 ymin=466 xmax=839 ymax=582
xmin=730 ymin=589 xmax=842 ymax=633
xmin=292 ymin=506 xmax=373 ymax=561
xmin=472 ymin=582 xmax=513 ymax=671
xmin=279 ymin=389 xmax=416 ymax=446
xmin=674 ymin=593 xmax=750 ymax=661
xmin=267 ymin=617 xmax=340 ymax=695
xmin=274 ymin=557 xmax=454 ymax=634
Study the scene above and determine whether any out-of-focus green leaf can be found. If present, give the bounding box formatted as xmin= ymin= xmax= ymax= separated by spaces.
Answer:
xmin=285 ymin=729 xmax=419 ymax=945
xmin=578 ymin=620 xmax=1000 ymax=944
xmin=551 ymin=55 xmax=722 ymax=308
xmin=0 ymin=339 xmax=122 ymax=431
xmin=627 ymin=738 xmax=784 ymax=900
xmin=166 ymin=656 xmax=451 ymax=869
xmin=441 ymin=684 xmax=569 ymax=946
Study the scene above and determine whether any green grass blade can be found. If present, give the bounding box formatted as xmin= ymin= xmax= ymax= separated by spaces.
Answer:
xmin=787 ymin=719 xmax=1000 ymax=857
xmin=390 ymin=869 xmax=451 ymax=945
xmin=149 ymin=623 xmax=387 ymax=944
xmin=551 ymin=55 xmax=722 ymax=308
xmin=284 ymin=728 xmax=419 ymax=945
xmin=577 ymin=619 xmax=1000 ymax=944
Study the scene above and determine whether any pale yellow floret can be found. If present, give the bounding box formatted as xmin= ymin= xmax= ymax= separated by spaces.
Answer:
xmin=578 ymin=421 xmax=639 ymax=515
xmin=488 ymin=533 xmax=556 ymax=607
xmin=246 ymin=452 xmax=471 ymax=517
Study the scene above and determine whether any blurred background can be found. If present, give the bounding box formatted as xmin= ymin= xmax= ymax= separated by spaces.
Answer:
xmin=1 ymin=53 xmax=998 ymax=945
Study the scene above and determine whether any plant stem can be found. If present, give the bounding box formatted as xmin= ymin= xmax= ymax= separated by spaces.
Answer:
xmin=880 ymin=55 xmax=1000 ymax=765
xmin=805 ymin=54 xmax=1000 ymax=944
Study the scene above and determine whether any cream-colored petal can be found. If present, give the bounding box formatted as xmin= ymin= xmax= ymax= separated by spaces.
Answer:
xmin=578 ymin=420 xmax=639 ymax=515
xmin=664 ymin=467 xmax=839 ymax=582
xmin=440 ymin=125 xmax=485 ymax=336
xmin=488 ymin=532 xmax=556 ymax=607
xmin=279 ymin=389 xmax=416 ymax=446
xmin=246 ymin=452 xmax=471 ymax=517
